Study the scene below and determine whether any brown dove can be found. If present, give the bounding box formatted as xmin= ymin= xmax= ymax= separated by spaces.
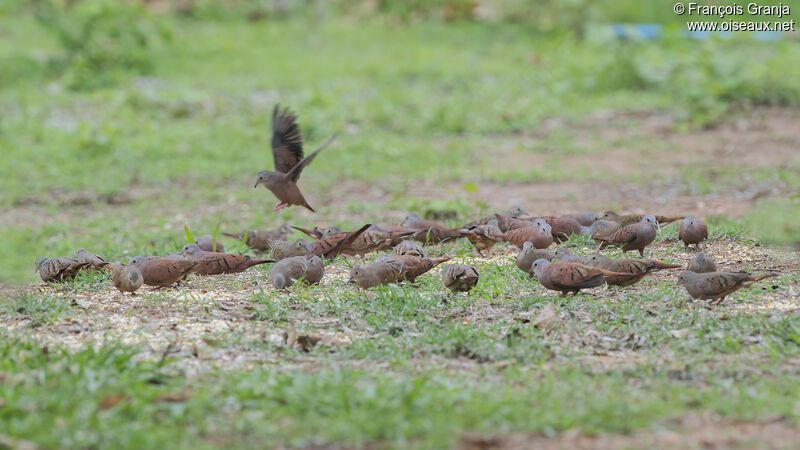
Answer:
xmin=181 ymin=243 xmax=272 ymax=275
xmin=462 ymin=205 xmax=527 ymax=231
xmin=551 ymin=248 xmax=588 ymax=263
xmin=129 ymin=256 xmax=197 ymax=288
xmin=195 ymin=236 xmax=225 ymax=253
xmin=307 ymin=224 xmax=371 ymax=260
xmin=343 ymin=230 xmax=415 ymax=256
xmin=75 ymin=248 xmax=107 ymax=270
xmin=254 ymin=105 xmax=337 ymax=212
xmin=348 ymin=260 xmax=405 ymax=288
xmin=461 ymin=219 xmax=504 ymax=256
xmin=402 ymin=213 xmax=464 ymax=244
xmin=515 ymin=241 xmax=554 ymax=275
xmin=270 ymin=240 xmax=309 ymax=260
xmin=303 ymin=255 xmax=325 ymax=285
xmin=686 ymin=252 xmax=717 ymax=273
xmin=601 ymin=211 xmax=684 ymax=227
xmin=530 ymin=259 xmax=627 ymax=296
xmin=224 ymin=224 xmax=294 ymax=253
xmin=677 ymin=270 xmax=777 ymax=304
xmin=392 ymin=240 xmax=425 ymax=258
xmin=35 ymin=257 xmax=91 ymax=282
xmin=539 ymin=216 xmax=588 ymax=243
xmin=595 ymin=214 xmax=658 ymax=257
xmin=502 ymin=223 xmax=553 ymax=250
xmin=108 ymin=262 xmax=143 ymax=294
xmin=386 ymin=255 xmax=451 ymax=282
xmin=442 ymin=264 xmax=479 ymax=292
xmin=678 ymin=217 xmax=708 ymax=249
xmin=586 ymin=254 xmax=681 ymax=286
xmin=561 ymin=212 xmax=599 ymax=227
xmin=589 ymin=220 xmax=621 ymax=241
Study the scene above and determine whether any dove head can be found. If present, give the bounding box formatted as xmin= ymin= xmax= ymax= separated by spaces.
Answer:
xmin=278 ymin=224 xmax=293 ymax=234
xmin=322 ymin=226 xmax=343 ymax=238
xmin=531 ymin=259 xmax=550 ymax=278
xmin=348 ymin=266 xmax=362 ymax=283
xmin=588 ymin=254 xmax=610 ymax=263
xmin=642 ymin=214 xmax=657 ymax=227
xmin=683 ymin=217 xmax=695 ymax=227
xmin=507 ymin=205 xmax=527 ymax=218
xmin=402 ymin=213 xmax=421 ymax=226
xmin=76 ymin=248 xmax=88 ymax=256
xmin=254 ymin=170 xmax=283 ymax=189
xmin=601 ymin=211 xmax=619 ymax=220
xmin=585 ymin=212 xmax=600 ymax=223
xmin=522 ymin=241 xmax=533 ymax=252
xmin=181 ymin=243 xmax=202 ymax=256
xmin=272 ymin=272 xmax=289 ymax=289
xmin=552 ymin=248 xmax=572 ymax=258
xmin=35 ymin=257 xmax=48 ymax=271
xmin=294 ymin=240 xmax=310 ymax=251
xmin=677 ymin=271 xmax=694 ymax=286
xmin=129 ymin=256 xmax=148 ymax=266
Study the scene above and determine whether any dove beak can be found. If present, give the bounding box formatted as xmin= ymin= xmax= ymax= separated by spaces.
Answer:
xmin=253 ymin=181 xmax=259 ymax=188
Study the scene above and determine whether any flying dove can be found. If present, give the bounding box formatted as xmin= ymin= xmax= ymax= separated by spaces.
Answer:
xmin=108 ymin=262 xmax=143 ymax=294
xmin=678 ymin=217 xmax=708 ymax=249
xmin=594 ymin=214 xmax=658 ymax=257
xmin=530 ymin=259 xmax=627 ymax=296
xmin=401 ymin=213 xmax=464 ymax=244
xmin=589 ymin=220 xmax=621 ymax=241
xmin=501 ymin=223 xmax=553 ymax=250
xmin=386 ymin=255 xmax=451 ymax=283
xmin=224 ymin=224 xmax=294 ymax=253
xmin=307 ymin=224 xmax=371 ymax=260
xmin=35 ymin=257 xmax=91 ymax=282
xmin=442 ymin=264 xmax=479 ymax=292
xmin=129 ymin=255 xmax=197 ymax=288
xmin=392 ymin=240 xmax=425 ymax=258
xmin=586 ymin=254 xmax=681 ymax=286
xmin=75 ymin=248 xmax=107 ymax=270
xmin=460 ymin=219 xmax=504 ymax=256
xmin=601 ymin=211 xmax=684 ymax=227
xmin=195 ymin=236 xmax=225 ymax=253
xmin=269 ymin=255 xmax=323 ymax=289
xmin=561 ymin=212 xmax=600 ymax=227
xmin=254 ymin=105 xmax=337 ymax=212
xmin=348 ymin=260 xmax=405 ymax=288
xmin=270 ymin=240 xmax=309 ymax=261
xmin=551 ymin=248 xmax=588 ymax=263
xmin=677 ymin=270 xmax=777 ymax=304
xmin=181 ymin=244 xmax=272 ymax=275
xmin=515 ymin=241 xmax=554 ymax=275
xmin=686 ymin=252 xmax=717 ymax=273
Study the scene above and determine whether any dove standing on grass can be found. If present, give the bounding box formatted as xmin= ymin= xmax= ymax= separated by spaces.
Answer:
xmin=677 ymin=270 xmax=777 ymax=305
xmin=686 ymin=252 xmax=717 ymax=273
xmin=181 ymin=244 xmax=273 ymax=275
xmin=109 ymin=262 xmax=143 ymax=294
xmin=129 ymin=256 xmax=197 ymax=289
xmin=349 ymin=260 xmax=405 ymax=289
xmin=36 ymin=257 xmax=91 ymax=282
xmin=678 ymin=217 xmax=708 ymax=249
xmin=515 ymin=242 xmax=554 ymax=276
xmin=270 ymin=255 xmax=324 ymax=289
xmin=254 ymin=105 xmax=337 ymax=213
xmin=595 ymin=214 xmax=658 ymax=257
xmin=530 ymin=259 xmax=627 ymax=296
xmin=442 ymin=264 xmax=479 ymax=292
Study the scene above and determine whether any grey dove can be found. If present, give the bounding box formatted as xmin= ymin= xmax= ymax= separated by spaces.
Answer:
xmin=109 ymin=262 xmax=143 ymax=294
xmin=677 ymin=270 xmax=777 ymax=304
xmin=348 ymin=260 xmax=405 ymax=289
xmin=686 ymin=252 xmax=717 ymax=273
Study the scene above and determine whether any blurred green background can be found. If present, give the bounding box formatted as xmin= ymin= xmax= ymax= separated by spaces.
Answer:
xmin=1 ymin=0 xmax=798 ymax=283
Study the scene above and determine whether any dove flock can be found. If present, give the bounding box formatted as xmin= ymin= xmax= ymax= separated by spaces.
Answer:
xmin=34 ymin=106 xmax=778 ymax=304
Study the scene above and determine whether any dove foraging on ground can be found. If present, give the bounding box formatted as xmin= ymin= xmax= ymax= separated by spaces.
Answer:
xmin=589 ymin=220 xmax=621 ymax=241
xmin=269 ymin=255 xmax=323 ymax=289
xmin=595 ymin=215 xmax=658 ymax=257
xmin=109 ymin=262 xmax=143 ymax=294
xmin=502 ymin=223 xmax=553 ymax=250
xmin=129 ymin=256 xmax=197 ymax=288
xmin=270 ymin=240 xmax=309 ymax=260
xmin=401 ymin=213 xmax=464 ymax=244
xmin=386 ymin=255 xmax=450 ymax=283
xmin=349 ymin=260 xmax=405 ymax=288
xmin=195 ymin=236 xmax=225 ymax=253
xmin=224 ymin=224 xmax=294 ymax=253
xmin=530 ymin=259 xmax=627 ymax=296
xmin=539 ymin=217 xmax=588 ymax=243
xmin=36 ymin=257 xmax=91 ymax=282
xmin=462 ymin=206 xmax=527 ymax=231
xmin=686 ymin=252 xmax=717 ymax=273
xmin=678 ymin=217 xmax=708 ymax=249
xmin=461 ymin=219 xmax=504 ymax=256
xmin=442 ymin=264 xmax=479 ymax=292
xmin=392 ymin=240 xmax=425 ymax=258
xmin=343 ymin=229 xmax=415 ymax=256
xmin=515 ymin=242 xmax=554 ymax=275
xmin=75 ymin=248 xmax=107 ymax=270
xmin=551 ymin=248 xmax=588 ymax=263
xmin=307 ymin=224 xmax=371 ymax=260
xmin=601 ymin=211 xmax=684 ymax=227
xmin=181 ymin=244 xmax=272 ymax=275
xmin=586 ymin=254 xmax=681 ymax=286
xmin=254 ymin=105 xmax=337 ymax=212
xmin=677 ymin=270 xmax=777 ymax=304
xmin=561 ymin=212 xmax=600 ymax=227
